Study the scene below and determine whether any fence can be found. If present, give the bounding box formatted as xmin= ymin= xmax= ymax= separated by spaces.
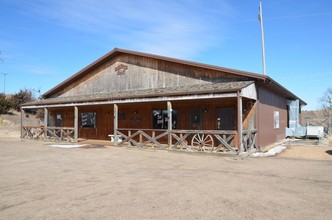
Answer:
xmin=116 ymin=129 xmax=257 ymax=154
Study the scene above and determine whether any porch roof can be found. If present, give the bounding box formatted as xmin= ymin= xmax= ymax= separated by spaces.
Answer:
xmin=23 ymin=81 xmax=254 ymax=107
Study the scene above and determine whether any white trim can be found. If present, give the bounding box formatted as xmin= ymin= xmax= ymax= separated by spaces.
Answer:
xmin=241 ymin=83 xmax=257 ymax=100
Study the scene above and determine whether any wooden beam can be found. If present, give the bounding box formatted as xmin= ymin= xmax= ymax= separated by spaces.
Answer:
xmin=237 ymin=91 xmax=243 ymax=153
xmin=113 ymin=104 xmax=118 ymax=145
xmin=74 ymin=106 xmax=78 ymax=142
xmin=20 ymin=108 xmax=24 ymax=138
xmin=44 ymin=108 xmax=48 ymax=140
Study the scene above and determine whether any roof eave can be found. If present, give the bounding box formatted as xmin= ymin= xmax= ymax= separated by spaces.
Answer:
xmin=265 ymin=76 xmax=307 ymax=106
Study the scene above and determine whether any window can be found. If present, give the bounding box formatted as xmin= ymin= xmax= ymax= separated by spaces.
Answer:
xmin=152 ymin=110 xmax=177 ymax=129
xmin=81 ymin=112 xmax=96 ymax=128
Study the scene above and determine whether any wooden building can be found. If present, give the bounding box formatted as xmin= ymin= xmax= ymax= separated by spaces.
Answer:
xmin=21 ymin=48 xmax=305 ymax=154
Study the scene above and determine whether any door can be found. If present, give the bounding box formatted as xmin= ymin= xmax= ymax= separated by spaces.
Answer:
xmin=217 ymin=108 xmax=235 ymax=130
xmin=55 ymin=113 xmax=63 ymax=127
xmin=190 ymin=108 xmax=202 ymax=130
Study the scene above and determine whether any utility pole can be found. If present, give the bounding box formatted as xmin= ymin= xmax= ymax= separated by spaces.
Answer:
xmin=0 ymin=72 xmax=7 ymax=94
xmin=258 ymin=1 xmax=267 ymax=76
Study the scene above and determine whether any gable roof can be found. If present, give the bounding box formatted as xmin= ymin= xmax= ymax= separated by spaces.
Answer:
xmin=42 ymin=48 xmax=266 ymax=98
xmin=41 ymin=48 xmax=305 ymax=105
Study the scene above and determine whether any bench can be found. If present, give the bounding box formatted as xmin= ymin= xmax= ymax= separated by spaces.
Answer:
xmin=108 ymin=134 xmax=123 ymax=143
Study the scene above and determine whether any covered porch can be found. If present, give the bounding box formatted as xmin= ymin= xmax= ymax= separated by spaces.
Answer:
xmin=21 ymin=81 xmax=258 ymax=154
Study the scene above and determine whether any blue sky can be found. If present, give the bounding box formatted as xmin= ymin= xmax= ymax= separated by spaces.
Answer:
xmin=0 ymin=0 xmax=331 ymax=110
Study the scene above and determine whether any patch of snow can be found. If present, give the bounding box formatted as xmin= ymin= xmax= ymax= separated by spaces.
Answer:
xmin=252 ymin=145 xmax=286 ymax=157
xmin=48 ymin=144 xmax=87 ymax=148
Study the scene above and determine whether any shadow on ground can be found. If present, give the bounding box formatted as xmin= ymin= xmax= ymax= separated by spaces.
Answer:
xmin=325 ymin=150 xmax=332 ymax=156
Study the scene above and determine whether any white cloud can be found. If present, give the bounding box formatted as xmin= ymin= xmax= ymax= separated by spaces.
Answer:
xmin=18 ymin=0 xmax=233 ymax=59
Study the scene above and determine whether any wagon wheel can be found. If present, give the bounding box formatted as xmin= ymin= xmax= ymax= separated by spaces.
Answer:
xmin=191 ymin=134 xmax=214 ymax=152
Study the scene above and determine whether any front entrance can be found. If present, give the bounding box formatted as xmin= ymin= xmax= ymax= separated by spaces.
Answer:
xmin=55 ymin=113 xmax=63 ymax=127
xmin=217 ymin=108 xmax=235 ymax=130
xmin=190 ymin=108 xmax=202 ymax=130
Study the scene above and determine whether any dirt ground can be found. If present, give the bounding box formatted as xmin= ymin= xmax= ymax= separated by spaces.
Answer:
xmin=0 ymin=137 xmax=332 ymax=220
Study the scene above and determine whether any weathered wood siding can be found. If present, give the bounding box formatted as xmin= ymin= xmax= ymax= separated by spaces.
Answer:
xmin=53 ymin=54 xmax=248 ymax=98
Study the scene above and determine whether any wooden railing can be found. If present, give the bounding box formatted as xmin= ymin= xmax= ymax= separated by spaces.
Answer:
xmin=116 ymin=129 xmax=242 ymax=154
xmin=22 ymin=126 xmax=44 ymax=139
xmin=21 ymin=126 xmax=257 ymax=152
xmin=46 ymin=127 xmax=75 ymax=142
xmin=242 ymin=129 xmax=257 ymax=152
xmin=21 ymin=126 xmax=75 ymax=142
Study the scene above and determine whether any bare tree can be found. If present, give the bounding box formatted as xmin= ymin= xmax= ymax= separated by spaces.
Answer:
xmin=320 ymin=88 xmax=332 ymax=134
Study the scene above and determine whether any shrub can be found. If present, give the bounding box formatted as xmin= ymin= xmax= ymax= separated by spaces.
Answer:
xmin=0 ymin=94 xmax=12 ymax=114
xmin=10 ymin=89 xmax=34 ymax=111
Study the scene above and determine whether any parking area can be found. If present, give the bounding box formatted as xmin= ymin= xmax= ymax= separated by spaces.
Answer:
xmin=1 ymin=138 xmax=332 ymax=219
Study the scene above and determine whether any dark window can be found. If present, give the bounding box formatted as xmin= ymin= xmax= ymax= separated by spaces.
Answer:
xmin=152 ymin=110 xmax=177 ymax=129
xmin=81 ymin=112 xmax=96 ymax=128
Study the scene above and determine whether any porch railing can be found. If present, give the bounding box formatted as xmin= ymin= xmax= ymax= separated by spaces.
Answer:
xmin=46 ymin=127 xmax=75 ymax=142
xmin=21 ymin=126 xmax=75 ymax=142
xmin=21 ymin=126 xmax=257 ymax=153
xmin=242 ymin=129 xmax=257 ymax=152
xmin=22 ymin=126 xmax=44 ymax=139
xmin=116 ymin=129 xmax=253 ymax=154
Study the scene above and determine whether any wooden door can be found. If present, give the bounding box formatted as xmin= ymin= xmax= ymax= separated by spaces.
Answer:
xmin=55 ymin=113 xmax=63 ymax=127
xmin=217 ymin=108 xmax=235 ymax=130
xmin=190 ymin=108 xmax=202 ymax=130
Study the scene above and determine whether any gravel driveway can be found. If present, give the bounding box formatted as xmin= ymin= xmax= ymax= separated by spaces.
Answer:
xmin=1 ymin=138 xmax=332 ymax=219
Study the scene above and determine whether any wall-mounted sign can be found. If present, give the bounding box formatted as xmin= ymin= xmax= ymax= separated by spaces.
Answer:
xmin=115 ymin=64 xmax=128 ymax=75
xmin=81 ymin=112 xmax=96 ymax=128
xmin=152 ymin=110 xmax=177 ymax=129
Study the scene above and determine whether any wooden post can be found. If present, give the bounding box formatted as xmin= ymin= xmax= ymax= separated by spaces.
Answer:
xmin=113 ymin=104 xmax=118 ymax=145
xmin=20 ymin=108 xmax=24 ymax=138
xmin=167 ymin=101 xmax=172 ymax=148
xmin=237 ymin=91 xmax=243 ymax=153
xmin=44 ymin=108 xmax=48 ymax=140
xmin=139 ymin=132 xmax=142 ymax=144
xmin=74 ymin=106 xmax=78 ymax=142
xmin=152 ymin=131 xmax=155 ymax=148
